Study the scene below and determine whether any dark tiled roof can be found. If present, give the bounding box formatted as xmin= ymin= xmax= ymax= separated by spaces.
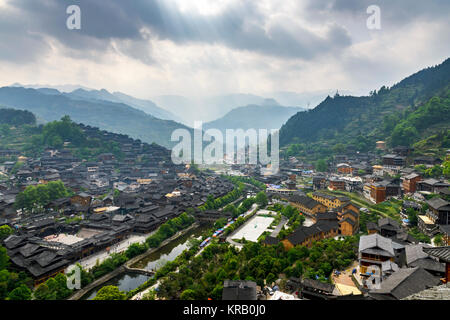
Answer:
xmin=404 ymin=173 xmax=420 ymax=180
xmin=3 ymin=235 xmax=27 ymax=250
xmin=289 ymin=195 xmax=322 ymax=210
xmin=378 ymin=217 xmax=400 ymax=230
xmin=262 ymin=236 xmax=279 ymax=246
xmin=439 ymin=224 xmax=450 ymax=235
xmin=19 ymin=243 xmax=42 ymax=258
xmin=426 ymin=198 xmax=450 ymax=210
xmin=340 ymin=217 xmax=356 ymax=226
xmin=405 ymin=244 xmax=429 ymax=265
xmin=359 ymin=234 xmax=394 ymax=257
xmin=423 ymin=246 xmax=450 ymax=262
xmin=342 ymin=209 xmax=359 ymax=219
xmin=366 ymin=221 xmax=379 ymax=231
xmin=302 ymin=278 xmax=335 ymax=293
xmin=316 ymin=212 xmax=338 ymax=221
xmin=287 ymin=220 xmax=339 ymax=246
xmin=222 ymin=280 xmax=257 ymax=300
xmin=409 ymin=258 xmax=445 ymax=273
xmin=369 ymin=267 xmax=441 ymax=300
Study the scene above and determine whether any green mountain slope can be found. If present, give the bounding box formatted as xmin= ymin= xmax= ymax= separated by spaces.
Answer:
xmin=279 ymin=58 xmax=450 ymax=157
xmin=0 ymin=110 xmax=170 ymax=162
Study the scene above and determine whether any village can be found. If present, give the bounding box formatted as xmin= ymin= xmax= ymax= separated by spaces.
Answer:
xmin=0 ymin=124 xmax=449 ymax=301
xmin=221 ymin=141 xmax=450 ymax=300
xmin=0 ymin=124 xmax=238 ymax=287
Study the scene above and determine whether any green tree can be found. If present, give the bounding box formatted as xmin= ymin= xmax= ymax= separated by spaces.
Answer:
xmin=281 ymin=205 xmax=297 ymax=219
xmin=0 ymin=225 xmax=13 ymax=241
xmin=0 ymin=246 xmax=9 ymax=270
xmin=391 ymin=122 xmax=419 ymax=146
xmin=126 ymin=242 xmax=148 ymax=259
xmin=315 ymin=159 xmax=328 ymax=172
xmin=425 ymin=165 xmax=443 ymax=178
xmin=211 ymin=284 xmax=223 ymax=300
xmin=54 ymin=273 xmax=72 ymax=299
xmin=255 ymin=192 xmax=268 ymax=207
xmin=7 ymin=284 xmax=32 ymax=300
xmin=214 ymin=217 xmax=228 ymax=229
xmin=434 ymin=234 xmax=443 ymax=246
xmin=443 ymin=161 xmax=450 ymax=179
xmin=292 ymin=261 xmax=304 ymax=278
xmin=223 ymin=204 xmax=238 ymax=217
xmin=33 ymin=283 xmax=55 ymax=300
xmin=142 ymin=289 xmax=157 ymax=300
xmin=266 ymin=273 xmax=277 ymax=286
xmin=15 ymin=180 xmax=71 ymax=213
xmin=180 ymin=289 xmax=197 ymax=300
xmin=332 ymin=143 xmax=345 ymax=154
xmin=93 ymin=285 xmax=126 ymax=300
xmin=406 ymin=208 xmax=418 ymax=227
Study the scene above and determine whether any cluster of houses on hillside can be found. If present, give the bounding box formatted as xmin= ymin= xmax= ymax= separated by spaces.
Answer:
xmin=0 ymin=124 xmax=236 ymax=286
xmin=228 ymin=232 xmax=450 ymax=301
xmin=278 ymin=145 xmax=450 ymax=245
xmin=357 ymin=227 xmax=449 ymax=300
xmin=262 ymin=191 xmax=361 ymax=249
xmin=279 ymin=146 xmax=449 ymax=204
xmin=251 ymin=215 xmax=450 ymax=301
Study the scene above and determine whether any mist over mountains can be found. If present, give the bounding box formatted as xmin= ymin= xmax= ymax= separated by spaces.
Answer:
xmin=11 ymin=83 xmax=324 ymax=126
xmin=203 ymin=104 xmax=304 ymax=142
xmin=152 ymin=93 xmax=330 ymax=125
xmin=1 ymin=84 xmax=312 ymax=149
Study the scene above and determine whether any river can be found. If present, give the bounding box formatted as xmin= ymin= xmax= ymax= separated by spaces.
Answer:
xmin=81 ymin=224 xmax=211 ymax=300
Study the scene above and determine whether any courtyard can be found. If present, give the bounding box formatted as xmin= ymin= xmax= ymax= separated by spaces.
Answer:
xmin=231 ymin=214 xmax=274 ymax=243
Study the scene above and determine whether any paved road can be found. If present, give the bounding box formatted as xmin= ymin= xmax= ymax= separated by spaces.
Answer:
xmin=66 ymin=231 xmax=156 ymax=272
xmin=271 ymin=216 xmax=288 ymax=237
xmin=331 ymin=261 xmax=361 ymax=296
xmin=225 ymin=204 xmax=261 ymax=248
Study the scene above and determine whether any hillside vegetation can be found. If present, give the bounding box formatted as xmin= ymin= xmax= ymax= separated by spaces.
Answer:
xmin=0 ymin=111 xmax=130 ymax=161
xmin=0 ymin=108 xmax=36 ymax=126
xmin=279 ymin=58 xmax=450 ymax=159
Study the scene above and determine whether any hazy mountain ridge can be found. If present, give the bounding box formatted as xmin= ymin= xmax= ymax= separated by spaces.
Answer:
xmin=63 ymin=88 xmax=180 ymax=122
xmin=204 ymin=104 xmax=304 ymax=135
xmin=0 ymin=86 xmax=190 ymax=148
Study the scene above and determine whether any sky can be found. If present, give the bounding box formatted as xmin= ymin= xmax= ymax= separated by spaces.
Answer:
xmin=0 ymin=0 xmax=449 ymax=101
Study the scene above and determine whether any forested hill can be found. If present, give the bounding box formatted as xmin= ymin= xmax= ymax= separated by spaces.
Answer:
xmin=0 ymin=110 xmax=170 ymax=162
xmin=279 ymin=58 xmax=450 ymax=153
xmin=0 ymin=108 xmax=36 ymax=126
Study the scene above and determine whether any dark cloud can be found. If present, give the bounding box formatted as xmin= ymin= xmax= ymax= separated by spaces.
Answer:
xmin=0 ymin=6 xmax=51 ymax=63
xmin=0 ymin=0 xmax=352 ymax=64
xmin=306 ymin=0 xmax=450 ymax=26
xmin=0 ymin=0 xmax=448 ymax=66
